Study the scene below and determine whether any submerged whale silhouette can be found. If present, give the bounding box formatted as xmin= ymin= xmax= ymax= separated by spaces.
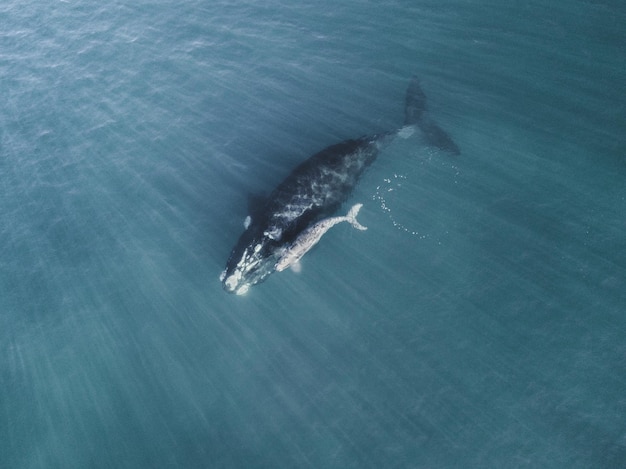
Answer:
xmin=221 ymin=77 xmax=458 ymax=294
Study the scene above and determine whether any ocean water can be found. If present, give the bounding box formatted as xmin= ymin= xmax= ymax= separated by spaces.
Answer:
xmin=1 ymin=0 xmax=625 ymax=467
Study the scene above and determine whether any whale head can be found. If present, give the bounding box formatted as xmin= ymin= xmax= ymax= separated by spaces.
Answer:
xmin=220 ymin=224 xmax=282 ymax=295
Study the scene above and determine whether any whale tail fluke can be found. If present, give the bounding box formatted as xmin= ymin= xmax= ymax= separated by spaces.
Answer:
xmin=404 ymin=75 xmax=460 ymax=155
xmin=418 ymin=118 xmax=461 ymax=155
xmin=346 ymin=204 xmax=367 ymax=231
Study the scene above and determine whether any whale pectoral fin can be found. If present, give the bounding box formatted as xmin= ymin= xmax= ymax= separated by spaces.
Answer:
xmin=290 ymin=261 xmax=302 ymax=273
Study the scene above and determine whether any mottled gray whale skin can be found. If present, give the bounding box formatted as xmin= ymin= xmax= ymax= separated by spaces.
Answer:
xmin=221 ymin=77 xmax=458 ymax=294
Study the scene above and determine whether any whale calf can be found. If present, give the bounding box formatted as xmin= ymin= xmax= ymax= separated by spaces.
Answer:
xmin=275 ymin=203 xmax=367 ymax=272
xmin=221 ymin=77 xmax=458 ymax=294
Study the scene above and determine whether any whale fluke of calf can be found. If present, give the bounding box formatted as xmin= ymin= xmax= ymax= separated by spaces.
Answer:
xmin=221 ymin=77 xmax=459 ymax=294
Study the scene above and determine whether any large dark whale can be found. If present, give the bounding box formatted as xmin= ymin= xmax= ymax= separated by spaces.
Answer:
xmin=221 ymin=77 xmax=459 ymax=294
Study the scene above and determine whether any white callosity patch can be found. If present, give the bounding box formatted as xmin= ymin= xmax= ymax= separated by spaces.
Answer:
xmin=263 ymin=227 xmax=282 ymax=240
xmin=224 ymin=272 xmax=241 ymax=291
xmin=224 ymin=267 xmax=250 ymax=295
xmin=224 ymin=247 xmax=260 ymax=292
xmin=235 ymin=284 xmax=249 ymax=295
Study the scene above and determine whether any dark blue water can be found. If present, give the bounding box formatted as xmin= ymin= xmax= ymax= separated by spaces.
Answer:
xmin=2 ymin=1 xmax=625 ymax=467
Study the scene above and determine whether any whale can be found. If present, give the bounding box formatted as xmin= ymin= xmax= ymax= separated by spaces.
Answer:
xmin=275 ymin=203 xmax=367 ymax=273
xmin=221 ymin=77 xmax=458 ymax=295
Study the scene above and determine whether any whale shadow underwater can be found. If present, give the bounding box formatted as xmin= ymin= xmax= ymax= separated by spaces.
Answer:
xmin=220 ymin=77 xmax=459 ymax=295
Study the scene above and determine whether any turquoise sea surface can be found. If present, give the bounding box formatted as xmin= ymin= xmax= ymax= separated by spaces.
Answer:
xmin=1 ymin=1 xmax=625 ymax=467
